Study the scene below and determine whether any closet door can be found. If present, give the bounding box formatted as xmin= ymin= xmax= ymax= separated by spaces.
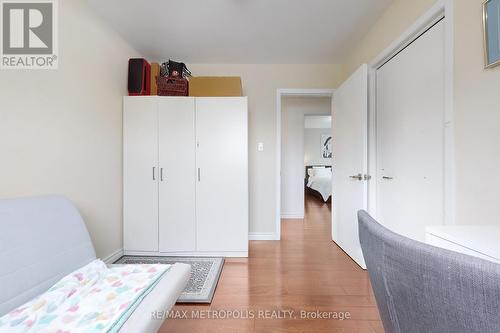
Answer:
xmin=196 ymin=97 xmax=248 ymax=253
xmin=158 ymin=98 xmax=196 ymax=252
xmin=123 ymin=97 xmax=159 ymax=252
xmin=376 ymin=20 xmax=445 ymax=241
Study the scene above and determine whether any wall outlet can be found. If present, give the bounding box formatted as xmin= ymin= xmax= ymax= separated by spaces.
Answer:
xmin=257 ymin=142 xmax=264 ymax=151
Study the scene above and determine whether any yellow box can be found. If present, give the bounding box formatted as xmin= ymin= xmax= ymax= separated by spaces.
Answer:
xmin=150 ymin=62 xmax=160 ymax=95
xmin=188 ymin=77 xmax=242 ymax=97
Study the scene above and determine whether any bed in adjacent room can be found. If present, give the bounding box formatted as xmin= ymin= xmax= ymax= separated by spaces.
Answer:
xmin=305 ymin=165 xmax=332 ymax=202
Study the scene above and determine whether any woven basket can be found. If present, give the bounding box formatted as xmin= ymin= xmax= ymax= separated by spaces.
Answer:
xmin=157 ymin=76 xmax=188 ymax=96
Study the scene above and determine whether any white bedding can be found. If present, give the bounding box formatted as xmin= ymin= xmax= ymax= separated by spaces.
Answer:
xmin=119 ymin=263 xmax=190 ymax=333
xmin=0 ymin=260 xmax=191 ymax=333
xmin=307 ymin=175 xmax=332 ymax=202
xmin=0 ymin=260 xmax=172 ymax=333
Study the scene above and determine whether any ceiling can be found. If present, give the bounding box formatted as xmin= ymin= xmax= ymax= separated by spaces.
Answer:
xmin=88 ymin=0 xmax=392 ymax=64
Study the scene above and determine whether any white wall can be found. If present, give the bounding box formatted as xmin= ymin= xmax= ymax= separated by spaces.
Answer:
xmin=304 ymin=128 xmax=333 ymax=167
xmin=454 ymin=0 xmax=500 ymax=226
xmin=280 ymin=96 xmax=331 ymax=218
xmin=188 ymin=64 xmax=343 ymax=234
xmin=0 ymin=0 xmax=141 ymax=259
xmin=341 ymin=0 xmax=437 ymax=81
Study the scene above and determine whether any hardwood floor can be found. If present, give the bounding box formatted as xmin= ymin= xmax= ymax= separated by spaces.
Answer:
xmin=161 ymin=194 xmax=383 ymax=333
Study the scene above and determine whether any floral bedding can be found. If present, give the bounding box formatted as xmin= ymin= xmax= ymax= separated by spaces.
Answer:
xmin=0 ymin=259 xmax=170 ymax=333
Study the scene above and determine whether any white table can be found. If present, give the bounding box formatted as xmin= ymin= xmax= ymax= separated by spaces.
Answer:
xmin=425 ymin=225 xmax=500 ymax=264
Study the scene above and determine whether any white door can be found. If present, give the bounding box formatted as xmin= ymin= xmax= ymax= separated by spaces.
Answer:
xmin=332 ymin=65 xmax=368 ymax=269
xmin=158 ymin=98 xmax=196 ymax=252
xmin=195 ymin=97 xmax=248 ymax=253
xmin=376 ymin=20 xmax=445 ymax=242
xmin=123 ymin=97 xmax=159 ymax=252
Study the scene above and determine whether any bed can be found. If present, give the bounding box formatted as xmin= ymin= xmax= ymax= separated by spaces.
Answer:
xmin=305 ymin=165 xmax=332 ymax=202
xmin=0 ymin=195 xmax=190 ymax=333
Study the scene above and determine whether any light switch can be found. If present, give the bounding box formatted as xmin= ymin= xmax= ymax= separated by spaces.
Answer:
xmin=257 ymin=142 xmax=264 ymax=151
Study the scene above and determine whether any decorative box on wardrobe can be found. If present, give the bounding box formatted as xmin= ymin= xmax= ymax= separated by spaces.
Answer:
xmin=123 ymin=96 xmax=248 ymax=257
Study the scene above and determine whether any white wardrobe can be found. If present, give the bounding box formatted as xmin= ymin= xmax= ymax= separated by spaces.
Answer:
xmin=123 ymin=96 xmax=248 ymax=257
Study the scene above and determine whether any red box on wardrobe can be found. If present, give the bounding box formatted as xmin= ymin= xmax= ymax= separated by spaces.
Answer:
xmin=128 ymin=58 xmax=151 ymax=96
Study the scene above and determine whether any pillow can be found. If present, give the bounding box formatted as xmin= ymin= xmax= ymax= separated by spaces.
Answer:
xmin=314 ymin=168 xmax=332 ymax=177
xmin=309 ymin=166 xmax=325 ymax=176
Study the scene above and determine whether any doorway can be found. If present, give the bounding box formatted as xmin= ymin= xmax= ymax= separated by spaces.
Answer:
xmin=276 ymin=89 xmax=334 ymax=239
xmin=304 ymin=115 xmax=333 ymax=207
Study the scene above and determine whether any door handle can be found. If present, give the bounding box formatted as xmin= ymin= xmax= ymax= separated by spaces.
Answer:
xmin=198 ymin=168 xmax=201 ymax=182
xmin=382 ymin=176 xmax=393 ymax=180
xmin=160 ymin=168 xmax=164 ymax=182
xmin=350 ymin=173 xmax=363 ymax=181
xmin=152 ymin=167 xmax=156 ymax=181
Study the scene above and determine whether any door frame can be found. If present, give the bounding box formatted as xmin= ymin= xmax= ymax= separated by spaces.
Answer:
xmin=367 ymin=0 xmax=455 ymax=225
xmin=275 ymin=89 xmax=335 ymax=240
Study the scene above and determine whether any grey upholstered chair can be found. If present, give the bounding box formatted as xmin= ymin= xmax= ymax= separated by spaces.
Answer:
xmin=358 ymin=210 xmax=500 ymax=333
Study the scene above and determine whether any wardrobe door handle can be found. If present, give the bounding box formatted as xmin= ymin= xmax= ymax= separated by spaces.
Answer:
xmin=152 ymin=167 xmax=156 ymax=181
xmin=198 ymin=168 xmax=201 ymax=182
xmin=160 ymin=168 xmax=164 ymax=182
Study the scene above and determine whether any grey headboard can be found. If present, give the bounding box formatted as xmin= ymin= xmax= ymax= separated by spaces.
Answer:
xmin=0 ymin=195 xmax=96 ymax=315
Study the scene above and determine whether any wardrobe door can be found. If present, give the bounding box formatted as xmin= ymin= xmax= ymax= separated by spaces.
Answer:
xmin=158 ymin=98 xmax=196 ymax=252
xmin=195 ymin=97 xmax=248 ymax=254
xmin=123 ymin=97 xmax=159 ymax=252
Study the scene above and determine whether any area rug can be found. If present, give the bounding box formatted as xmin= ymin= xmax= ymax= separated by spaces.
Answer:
xmin=114 ymin=256 xmax=224 ymax=303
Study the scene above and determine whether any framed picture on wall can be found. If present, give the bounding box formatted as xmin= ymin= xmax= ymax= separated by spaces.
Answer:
xmin=321 ymin=134 xmax=332 ymax=158
xmin=483 ymin=0 xmax=500 ymax=68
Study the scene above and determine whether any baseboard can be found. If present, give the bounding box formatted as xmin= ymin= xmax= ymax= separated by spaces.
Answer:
xmin=102 ymin=248 xmax=124 ymax=264
xmin=249 ymin=232 xmax=279 ymax=241
xmin=280 ymin=213 xmax=304 ymax=219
